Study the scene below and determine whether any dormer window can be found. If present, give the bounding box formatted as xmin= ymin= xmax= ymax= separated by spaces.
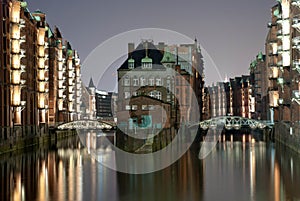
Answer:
xmin=128 ymin=58 xmax=135 ymax=69
xmin=141 ymin=41 xmax=152 ymax=69
xmin=142 ymin=57 xmax=152 ymax=69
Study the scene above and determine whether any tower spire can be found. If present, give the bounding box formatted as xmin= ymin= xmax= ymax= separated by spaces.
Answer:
xmin=88 ymin=77 xmax=95 ymax=88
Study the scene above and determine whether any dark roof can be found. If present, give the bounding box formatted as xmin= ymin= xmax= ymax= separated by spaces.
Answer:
xmin=54 ymin=26 xmax=62 ymax=39
xmin=118 ymin=41 xmax=165 ymax=70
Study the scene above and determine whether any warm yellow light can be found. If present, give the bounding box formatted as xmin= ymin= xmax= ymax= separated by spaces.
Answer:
xmin=58 ymin=71 xmax=63 ymax=80
xmin=11 ymin=54 xmax=20 ymax=69
xmin=11 ymin=70 xmax=21 ymax=84
xmin=58 ymin=62 xmax=63 ymax=71
xmin=11 ymin=39 xmax=20 ymax=53
xmin=11 ymin=86 xmax=21 ymax=106
xmin=37 ymin=29 xmax=45 ymax=46
xmin=39 ymin=82 xmax=45 ymax=92
xmin=272 ymin=67 xmax=279 ymax=78
xmin=11 ymin=2 xmax=21 ymax=23
xmin=38 ymin=46 xmax=45 ymax=57
xmin=69 ymin=103 xmax=74 ymax=111
xmin=39 ymin=94 xmax=45 ymax=108
xmin=39 ymin=70 xmax=45 ymax=81
xmin=68 ymin=61 xmax=73 ymax=70
xmin=39 ymin=58 xmax=45 ymax=69
xmin=58 ymin=100 xmax=63 ymax=110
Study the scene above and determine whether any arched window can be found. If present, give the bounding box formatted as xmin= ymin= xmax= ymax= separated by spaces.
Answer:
xmin=149 ymin=91 xmax=155 ymax=98
xmin=124 ymin=76 xmax=130 ymax=86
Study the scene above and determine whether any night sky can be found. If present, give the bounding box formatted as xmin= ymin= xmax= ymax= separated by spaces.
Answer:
xmin=28 ymin=0 xmax=275 ymax=89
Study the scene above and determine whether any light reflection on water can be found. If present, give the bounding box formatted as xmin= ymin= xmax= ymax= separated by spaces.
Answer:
xmin=0 ymin=134 xmax=300 ymax=201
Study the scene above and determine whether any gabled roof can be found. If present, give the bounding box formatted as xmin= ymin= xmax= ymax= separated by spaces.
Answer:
xmin=118 ymin=41 xmax=165 ymax=70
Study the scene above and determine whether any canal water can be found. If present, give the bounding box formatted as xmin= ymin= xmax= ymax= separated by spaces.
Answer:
xmin=1 ymin=134 xmax=300 ymax=201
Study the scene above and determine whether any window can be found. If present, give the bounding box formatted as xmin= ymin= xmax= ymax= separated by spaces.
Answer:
xmin=156 ymin=91 xmax=162 ymax=100
xmin=132 ymin=91 xmax=138 ymax=96
xmin=148 ymin=105 xmax=155 ymax=110
xmin=124 ymin=76 xmax=130 ymax=86
xmin=167 ymin=77 xmax=171 ymax=94
xmin=128 ymin=61 xmax=134 ymax=69
xmin=156 ymin=77 xmax=162 ymax=86
xmin=149 ymin=77 xmax=154 ymax=86
xmin=142 ymin=105 xmax=148 ymax=110
xmin=133 ymin=77 xmax=139 ymax=86
xmin=149 ymin=91 xmax=155 ymax=98
xmin=125 ymin=105 xmax=131 ymax=110
xmin=131 ymin=105 xmax=138 ymax=110
xmin=140 ymin=76 xmax=146 ymax=86
xmin=124 ymin=92 xmax=130 ymax=99
xmin=143 ymin=62 xmax=152 ymax=69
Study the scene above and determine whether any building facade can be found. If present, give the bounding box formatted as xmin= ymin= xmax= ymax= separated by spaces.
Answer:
xmin=0 ymin=0 xmax=82 ymax=146
xmin=116 ymin=40 xmax=204 ymax=151
xmin=249 ymin=52 xmax=269 ymax=120
xmin=207 ymin=76 xmax=254 ymax=119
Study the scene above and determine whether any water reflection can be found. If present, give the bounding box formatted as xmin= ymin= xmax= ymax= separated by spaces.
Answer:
xmin=0 ymin=134 xmax=300 ymax=201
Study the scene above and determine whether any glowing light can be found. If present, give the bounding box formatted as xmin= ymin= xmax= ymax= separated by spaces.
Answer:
xmin=11 ymin=2 xmax=21 ymax=23
xmin=12 ymin=54 xmax=20 ymax=69
xmin=12 ymin=70 xmax=21 ymax=84
xmin=37 ymin=30 xmax=45 ymax=46
xmin=11 ymin=86 xmax=21 ymax=106
xmin=38 ymin=46 xmax=45 ymax=57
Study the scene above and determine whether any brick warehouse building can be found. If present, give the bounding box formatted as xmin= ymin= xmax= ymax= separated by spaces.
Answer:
xmin=116 ymin=39 xmax=204 ymax=152
xmin=0 ymin=0 xmax=82 ymax=149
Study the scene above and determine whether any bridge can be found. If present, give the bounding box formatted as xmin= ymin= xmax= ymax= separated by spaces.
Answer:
xmin=190 ymin=116 xmax=273 ymax=130
xmin=57 ymin=116 xmax=273 ymax=131
xmin=57 ymin=120 xmax=115 ymax=130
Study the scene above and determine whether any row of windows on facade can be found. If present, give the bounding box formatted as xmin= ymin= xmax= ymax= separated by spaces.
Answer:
xmin=123 ymin=77 xmax=164 ymax=86
xmin=124 ymin=90 xmax=162 ymax=100
xmin=125 ymin=104 xmax=157 ymax=111
xmin=128 ymin=62 xmax=152 ymax=69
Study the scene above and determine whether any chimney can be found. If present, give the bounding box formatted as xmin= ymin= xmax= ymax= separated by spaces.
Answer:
xmin=158 ymin=42 xmax=165 ymax=51
xmin=128 ymin=43 xmax=135 ymax=57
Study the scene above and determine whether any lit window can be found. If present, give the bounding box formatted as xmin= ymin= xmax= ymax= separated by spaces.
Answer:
xmin=124 ymin=92 xmax=130 ymax=99
xmin=156 ymin=78 xmax=162 ymax=86
xmin=156 ymin=91 xmax=162 ymax=100
xmin=142 ymin=105 xmax=148 ymax=110
xmin=132 ymin=105 xmax=138 ymax=110
xmin=125 ymin=105 xmax=131 ymax=110
xmin=149 ymin=91 xmax=155 ymax=98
